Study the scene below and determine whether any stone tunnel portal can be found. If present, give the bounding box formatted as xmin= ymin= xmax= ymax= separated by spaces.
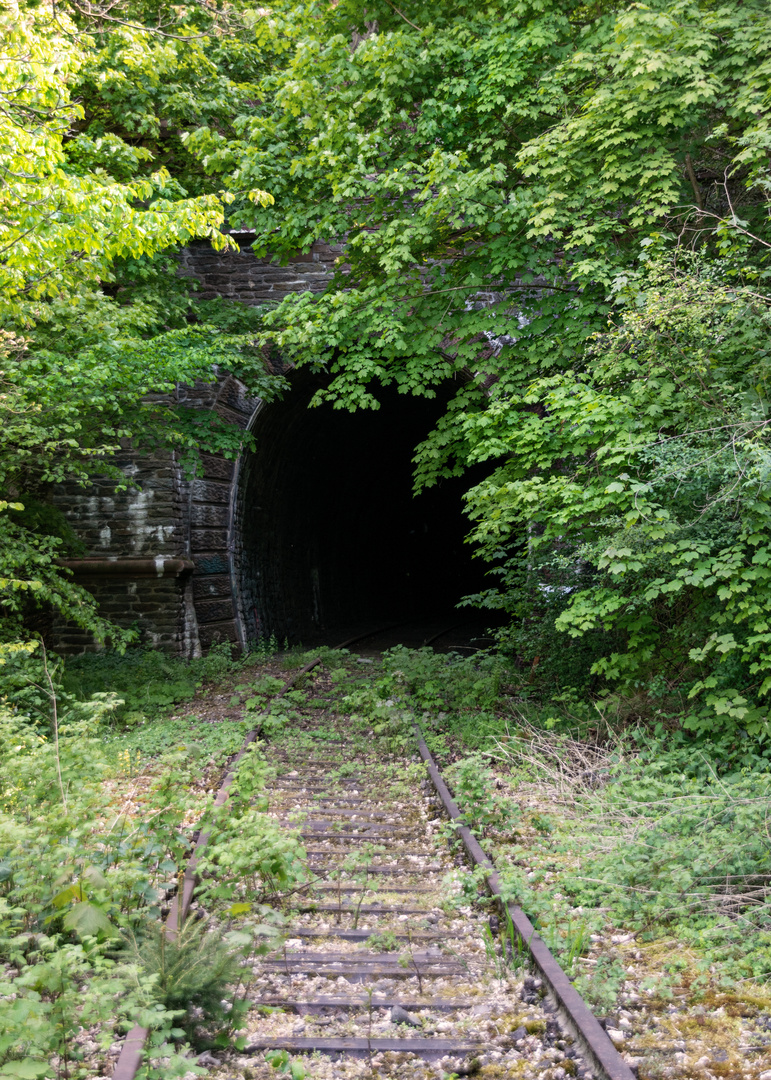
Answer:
xmin=234 ymin=374 xmax=489 ymax=645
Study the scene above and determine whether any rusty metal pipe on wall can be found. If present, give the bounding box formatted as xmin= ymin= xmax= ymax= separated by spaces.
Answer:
xmin=57 ymin=558 xmax=194 ymax=578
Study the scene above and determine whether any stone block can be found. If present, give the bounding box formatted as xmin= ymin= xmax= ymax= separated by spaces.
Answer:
xmin=288 ymin=263 xmax=330 ymax=275
xmin=191 ymin=479 xmax=231 ymax=505
xmin=193 ymin=574 xmax=232 ymax=600
xmin=190 ymin=503 xmax=230 ymax=529
xmin=201 ymin=274 xmax=236 ymax=287
xmin=217 ymin=379 xmax=260 ymax=413
xmin=193 ymin=553 xmax=230 ymax=575
xmin=198 ymin=620 xmax=240 ymax=648
xmin=256 ymin=270 xmax=304 ymax=284
xmin=195 ymin=597 xmax=236 ymax=623
xmin=190 ymin=527 xmax=229 ymax=551
xmin=200 ymin=454 xmax=235 ymax=481
xmin=213 ymin=403 xmax=253 ymax=428
xmin=270 ymin=282 xmax=315 ymax=293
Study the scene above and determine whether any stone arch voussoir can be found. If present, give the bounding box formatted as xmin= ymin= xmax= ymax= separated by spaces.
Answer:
xmin=184 ymin=372 xmax=263 ymax=653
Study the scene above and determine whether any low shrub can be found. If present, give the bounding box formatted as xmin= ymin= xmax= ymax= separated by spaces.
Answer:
xmin=62 ymin=642 xmax=238 ymax=726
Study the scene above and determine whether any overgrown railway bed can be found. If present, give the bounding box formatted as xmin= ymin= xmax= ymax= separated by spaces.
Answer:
xmin=109 ymin=636 xmax=637 ymax=1080
xmin=238 ymin=727 xmax=562 ymax=1079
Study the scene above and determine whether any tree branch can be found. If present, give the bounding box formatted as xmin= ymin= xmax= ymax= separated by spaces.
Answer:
xmin=384 ymin=0 xmax=423 ymax=33
xmin=685 ymin=153 xmax=703 ymax=212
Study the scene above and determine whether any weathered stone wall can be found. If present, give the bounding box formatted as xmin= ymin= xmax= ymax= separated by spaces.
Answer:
xmin=177 ymin=235 xmax=343 ymax=306
xmin=51 ymin=443 xmax=196 ymax=654
xmin=53 ymin=573 xmax=193 ymax=656
xmin=50 ymin=238 xmax=346 ymax=656
xmin=53 ymin=447 xmax=187 ymax=560
xmin=50 ymin=375 xmax=260 ymax=657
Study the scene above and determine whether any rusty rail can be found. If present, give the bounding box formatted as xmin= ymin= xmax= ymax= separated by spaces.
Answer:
xmin=414 ymin=725 xmax=636 ymax=1080
xmin=113 ymin=632 xmax=634 ymax=1080
xmin=112 ymin=624 xmax=404 ymax=1080
xmin=111 ymin=653 xmax=322 ymax=1080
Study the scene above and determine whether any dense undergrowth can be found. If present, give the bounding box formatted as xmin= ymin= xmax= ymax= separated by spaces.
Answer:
xmin=4 ymin=636 xmax=771 ymax=1076
xmin=60 ymin=642 xmax=239 ymax=728
xmin=0 ymin=644 xmax=307 ymax=1079
xmin=324 ymin=644 xmax=771 ymax=1009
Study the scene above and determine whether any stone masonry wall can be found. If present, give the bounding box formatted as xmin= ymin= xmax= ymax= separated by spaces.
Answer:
xmin=177 ymin=235 xmax=343 ymax=305
xmin=53 ymin=575 xmax=191 ymax=656
xmin=50 ymin=442 xmax=195 ymax=654
xmin=53 ymin=448 xmax=188 ymax=560
xmin=51 ymin=238 xmax=344 ymax=656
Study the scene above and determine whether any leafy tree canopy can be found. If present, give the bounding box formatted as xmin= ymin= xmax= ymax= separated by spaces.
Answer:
xmin=1 ymin=0 xmax=278 ymax=645
xmin=189 ymin=0 xmax=771 ymax=412
xmin=4 ymin=0 xmax=771 ymax=742
xmin=185 ymin=0 xmax=771 ymax=734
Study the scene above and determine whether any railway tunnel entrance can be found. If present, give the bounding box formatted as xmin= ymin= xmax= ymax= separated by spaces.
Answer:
xmin=234 ymin=372 xmax=489 ymax=646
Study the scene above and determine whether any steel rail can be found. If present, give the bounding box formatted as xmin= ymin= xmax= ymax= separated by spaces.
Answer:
xmin=111 ymin=653 xmax=323 ymax=1080
xmin=413 ymin=724 xmax=636 ymax=1080
xmin=423 ymin=622 xmax=465 ymax=647
xmin=111 ymin=622 xmax=401 ymax=1080
xmin=113 ymin=623 xmax=631 ymax=1080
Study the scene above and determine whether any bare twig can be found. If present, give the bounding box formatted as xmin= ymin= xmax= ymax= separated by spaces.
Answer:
xmin=384 ymin=0 xmax=423 ymax=33
xmin=39 ymin=639 xmax=66 ymax=809
xmin=684 ymin=153 xmax=703 ymax=212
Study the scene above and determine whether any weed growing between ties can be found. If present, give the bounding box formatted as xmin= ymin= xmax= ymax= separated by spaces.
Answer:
xmin=7 ymin=634 xmax=771 ymax=1074
xmin=126 ymin=916 xmax=253 ymax=1046
xmin=196 ymin=744 xmax=308 ymax=907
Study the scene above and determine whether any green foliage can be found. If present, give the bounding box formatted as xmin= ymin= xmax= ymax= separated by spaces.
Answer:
xmin=565 ymin=764 xmax=771 ymax=938
xmin=340 ymin=647 xmax=511 ymax=750
xmin=0 ymin=0 xmax=282 ymax=647
xmin=0 ymin=699 xmax=204 ymax=1076
xmin=0 ymin=932 xmax=191 ymax=1080
xmin=0 ymin=4 xmax=230 ymax=321
xmin=0 ymin=303 xmax=287 ymax=643
xmin=229 ymin=744 xmax=275 ymax=806
xmin=126 ymin=917 xmax=246 ymax=1041
xmin=465 ymin=258 xmax=771 ymax=737
xmin=197 ymin=745 xmax=308 ymax=906
xmin=62 ymin=643 xmax=238 ymax=725
xmin=188 ymin=0 xmax=771 ymax=441
xmin=495 ymin=733 xmax=771 ymax=993
xmin=5 ymin=0 xmax=771 ymax=754
xmin=447 ymin=753 xmax=520 ymax=836
xmin=381 ymin=647 xmax=504 ymax=714
xmin=0 ymin=643 xmax=300 ymax=1076
xmin=182 ymin=0 xmax=771 ymax=748
xmin=365 ymin=930 xmax=399 ymax=952
xmin=197 ymin=804 xmax=307 ymax=905
xmin=264 ymin=1049 xmax=308 ymax=1079
xmin=239 ymin=674 xmax=304 ymax=737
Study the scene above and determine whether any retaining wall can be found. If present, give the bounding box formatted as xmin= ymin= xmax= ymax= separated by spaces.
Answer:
xmin=51 ymin=237 xmax=339 ymax=655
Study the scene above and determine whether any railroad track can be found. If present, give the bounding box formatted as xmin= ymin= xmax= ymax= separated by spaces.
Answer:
xmin=112 ymin=633 xmax=635 ymax=1080
xmin=304 ymin=617 xmax=496 ymax=655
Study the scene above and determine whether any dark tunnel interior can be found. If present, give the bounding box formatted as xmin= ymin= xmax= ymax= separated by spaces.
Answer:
xmin=235 ymin=372 xmax=492 ymax=645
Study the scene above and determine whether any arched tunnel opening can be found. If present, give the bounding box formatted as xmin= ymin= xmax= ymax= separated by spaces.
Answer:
xmin=234 ymin=371 xmax=492 ymax=646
